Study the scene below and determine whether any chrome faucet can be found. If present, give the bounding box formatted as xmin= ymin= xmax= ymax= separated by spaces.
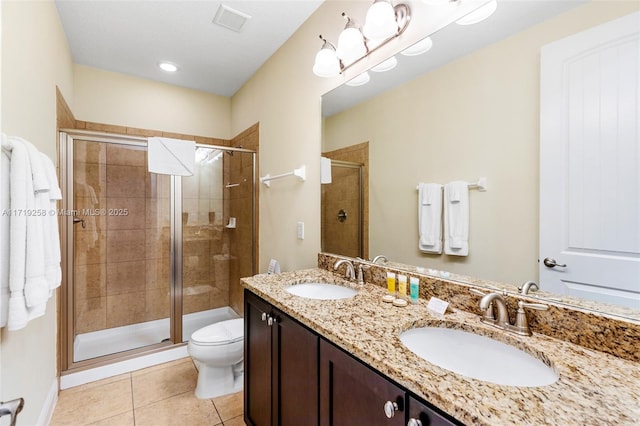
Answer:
xmin=371 ymin=255 xmax=388 ymax=264
xmin=478 ymin=292 xmax=548 ymax=336
xmin=519 ymin=280 xmax=539 ymax=295
xmin=333 ymin=259 xmax=355 ymax=280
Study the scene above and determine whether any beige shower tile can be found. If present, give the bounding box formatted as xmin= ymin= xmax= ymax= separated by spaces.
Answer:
xmin=75 ymin=296 xmax=107 ymax=334
xmin=106 ymin=260 xmax=146 ymax=295
xmin=106 ymin=197 xmax=145 ymax=230
xmin=184 ymin=254 xmax=211 ymax=283
xmin=106 ymin=143 xmax=146 ymax=167
xmin=74 ymin=140 xmax=106 ymax=165
xmin=75 ymin=230 xmax=106 ymax=265
xmin=74 ymin=162 xmax=107 ymax=199
xmin=106 ymin=165 xmax=146 ymax=198
xmin=146 ymin=257 xmax=170 ymax=289
xmin=146 ymin=173 xmax=171 ymax=198
xmin=132 ymin=358 xmax=198 ymax=408
xmin=73 ymin=198 xmax=107 ymax=232
xmin=145 ymin=228 xmax=170 ymax=260
xmin=75 ymin=263 xmax=107 ymax=300
xmin=212 ymin=391 xmax=243 ymax=421
xmin=106 ymin=292 xmax=146 ymax=328
xmin=145 ymin=287 xmax=170 ymax=320
xmin=106 ymin=229 xmax=145 ymax=262
xmin=145 ymin=197 xmax=170 ymax=228
xmin=134 ymin=391 xmax=221 ymax=426
xmin=50 ymin=376 xmax=132 ymax=426
xmin=183 ymin=291 xmax=215 ymax=314
xmin=85 ymin=122 xmax=127 ymax=135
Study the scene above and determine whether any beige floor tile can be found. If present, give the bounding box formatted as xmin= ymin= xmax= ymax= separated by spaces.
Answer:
xmin=88 ymin=411 xmax=135 ymax=426
xmin=51 ymin=378 xmax=133 ymax=426
xmin=212 ymin=391 xmax=243 ymax=421
xmin=131 ymin=357 xmax=192 ymax=377
xmin=132 ymin=358 xmax=198 ymax=408
xmin=63 ymin=373 xmax=131 ymax=394
xmin=223 ymin=415 xmax=246 ymax=426
xmin=134 ymin=391 xmax=222 ymax=426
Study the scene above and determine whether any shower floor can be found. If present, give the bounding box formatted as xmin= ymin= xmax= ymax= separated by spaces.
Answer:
xmin=74 ymin=307 xmax=240 ymax=362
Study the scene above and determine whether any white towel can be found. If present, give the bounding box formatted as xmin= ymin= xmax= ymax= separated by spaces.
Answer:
xmin=320 ymin=157 xmax=332 ymax=184
xmin=1 ymin=138 xmax=12 ymax=328
xmin=444 ymin=181 xmax=469 ymax=256
xmin=418 ymin=183 xmax=443 ymax=254
xmin=147 ymin=137 xmax=195 ymax=176
xmin=41 ymin=153 xmax=62 ymax=292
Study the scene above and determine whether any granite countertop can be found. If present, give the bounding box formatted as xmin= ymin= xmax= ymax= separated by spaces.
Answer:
xmin=241 ymin=268 xmax=640 ymax=426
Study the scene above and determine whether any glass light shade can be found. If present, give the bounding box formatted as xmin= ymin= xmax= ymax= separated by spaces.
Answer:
xmin=346 ymin=72 xmax=370 ymax=87
xmin=336 ymin=27 xmax=367 ymax=63
xmin=313 ymin=48 xmax=341 ymax=77
xmin=159 ymin=62 xmax=178 ymax=72
xmin=362 ymin=1 xmax=398 ymax=40
xmin=401 ymin=37 xmax=433 ymax=56
xmin=456 ymin=0 xmax=498 ymax=25
xmin=370 ymin=55 xmax=397 ymax=72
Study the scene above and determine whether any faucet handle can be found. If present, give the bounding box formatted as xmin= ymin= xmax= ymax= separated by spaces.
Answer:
xmin=515 ymin=300 xmax=548 ymax=336
xmin=357 ymin=263 xmax=370 ymax=284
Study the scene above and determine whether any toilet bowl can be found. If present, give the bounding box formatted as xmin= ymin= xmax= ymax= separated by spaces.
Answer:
xmin=187 ymin=318 xmax=244 ymax=399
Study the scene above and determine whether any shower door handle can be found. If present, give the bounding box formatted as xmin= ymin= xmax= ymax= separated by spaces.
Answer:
xmin=73 ymin=217 xmax=86 ymax=229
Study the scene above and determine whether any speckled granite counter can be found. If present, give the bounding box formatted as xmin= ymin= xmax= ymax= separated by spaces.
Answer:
xmin=241 ymin=268 xmax=640 ymax=426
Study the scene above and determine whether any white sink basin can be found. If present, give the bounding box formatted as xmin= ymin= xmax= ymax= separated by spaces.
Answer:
xmin=286 ymin=282 xmax=357 ymax=300
xmin=399 ymin=327 xmax=558 ymax=387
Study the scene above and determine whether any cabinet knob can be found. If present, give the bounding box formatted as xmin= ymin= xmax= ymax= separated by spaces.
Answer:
xmin=261 ymin=312 xmax=267 ymax=321
xmin=407 ymin=419 xmax=422 ymax=426
xmin=267 ymin=316 xmax=277 ymax=326
xmin=383 ymin=401 xmax=398 ymax=418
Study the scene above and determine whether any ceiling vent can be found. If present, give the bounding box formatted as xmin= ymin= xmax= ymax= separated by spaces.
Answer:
xmin=213 ymin=4 xmax=251 ymax=33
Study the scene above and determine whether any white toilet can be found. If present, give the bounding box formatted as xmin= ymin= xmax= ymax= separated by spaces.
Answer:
xmin=187 ymin=318 xmax=244 ymax=399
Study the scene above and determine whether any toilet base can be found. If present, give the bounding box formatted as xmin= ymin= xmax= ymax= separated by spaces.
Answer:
xmin=194 ymin=362 xmax=244 ymax=399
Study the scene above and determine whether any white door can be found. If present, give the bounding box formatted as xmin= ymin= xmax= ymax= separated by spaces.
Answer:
xmin=540 ymin=11 xmax=640 ymax=309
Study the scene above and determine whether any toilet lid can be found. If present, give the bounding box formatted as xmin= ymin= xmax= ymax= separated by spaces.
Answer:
xmin=191 ymin=318 xmax=244 ymax=346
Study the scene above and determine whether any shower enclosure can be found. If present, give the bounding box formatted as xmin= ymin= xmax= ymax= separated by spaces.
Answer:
xmin=59 ymin=130 xmax=256 ymax=371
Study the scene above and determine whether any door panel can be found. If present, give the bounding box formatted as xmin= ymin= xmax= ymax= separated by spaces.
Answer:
xmin=540 ymin=12 xmax=640 ymax=308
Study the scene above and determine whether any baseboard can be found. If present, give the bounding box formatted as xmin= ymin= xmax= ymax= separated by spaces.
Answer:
xmin=36 ymin=379 xmax=58 ymax=426
xmin=60 ymin=345 xmax=188 ymax=390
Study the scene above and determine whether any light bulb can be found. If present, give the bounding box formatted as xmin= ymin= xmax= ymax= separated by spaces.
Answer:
xmin=336 ymin=26 xmax=367 ymax=64
xmin=313 ymin=47 xmax=341 ymax=77
xmin=363 ymin=1 xmax=398 ymax=40
xmin=159 ymin=62 xmax=178 ymax=72
xmin=456 ymin=0 xmax=498 ymax=25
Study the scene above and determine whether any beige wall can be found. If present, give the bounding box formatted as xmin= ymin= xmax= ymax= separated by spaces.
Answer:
xmin=1 ymin=1 xmax=74 ymax=424
xmin=73 ymin=65 xmax=232 ymax=139
xmin=323 ymin=1 xmax=640 ymax=286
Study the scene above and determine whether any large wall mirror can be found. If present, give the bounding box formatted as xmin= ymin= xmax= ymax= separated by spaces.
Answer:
xmin=321 ymin=0 xmax=640 ymax=319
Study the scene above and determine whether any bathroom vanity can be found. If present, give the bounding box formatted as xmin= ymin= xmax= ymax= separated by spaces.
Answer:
xmin=242 ymin=265 xmax=640 ymax=425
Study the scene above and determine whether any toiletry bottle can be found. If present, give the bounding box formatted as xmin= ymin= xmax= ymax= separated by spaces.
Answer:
xmin=386 ymin=272 xmax=396 ymax=296
xmin=410 ymin=277 xmax=419 ymax=304
xmin=398 ymin=275 xmax=407 ymax=300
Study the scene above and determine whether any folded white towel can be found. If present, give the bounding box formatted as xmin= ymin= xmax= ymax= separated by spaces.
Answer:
xmin=418 ymin=183 xmax=443 ymax=254
xmin=320 ymin=157 xmax=332 ymax=184
xmin=1 ymin=137 xmax=11 ymax=328
xmin=148 ymin=137 xmax=195 ymax=176
xmin=444 ymin=181 xmax=469 ymax=256
xmin=41 ymin=153 xmax=62 ymax=291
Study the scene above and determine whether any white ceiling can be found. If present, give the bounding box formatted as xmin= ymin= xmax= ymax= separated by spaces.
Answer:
xmin=55 ymin=0 xmax=324 ymax=97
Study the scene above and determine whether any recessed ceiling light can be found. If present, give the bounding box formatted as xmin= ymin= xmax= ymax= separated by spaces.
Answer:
xmin=159 ymin=62 xmax=178 ymax=72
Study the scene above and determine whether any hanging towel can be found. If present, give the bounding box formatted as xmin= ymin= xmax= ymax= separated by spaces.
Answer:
xmin=444 ymin=181 xmax=469 ymax=256
xmin=320 ymin=157 xmax=332 ymax=184
xmin=147 ymin=137 xmax=195 ymax=176
xmin=418 ymin=183 xmax=443 ymax=254
xmin=41 ymin=153 xmax=62 ymax=292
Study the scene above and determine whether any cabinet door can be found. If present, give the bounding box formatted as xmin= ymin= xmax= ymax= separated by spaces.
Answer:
xmin=408 ymin=396 xmax=461 ymax=426
xmin=244 ymin=291 xmax=272 ymax=426
xmin=272 ymin=310 xmax=319 ymax=426
xmin=320 ymin=339 xmax=405 ymax=426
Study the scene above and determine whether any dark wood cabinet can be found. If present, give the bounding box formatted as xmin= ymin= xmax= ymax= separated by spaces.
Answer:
xmin=407 ymin=395 xmax=460 ymax=426
xmin=244 ymin=290 xmax=319 ymax=426
xmin=319 ymin=339 xmax=405 ymax=426
xmin=245 ymin=290 xmax=461 ymax=426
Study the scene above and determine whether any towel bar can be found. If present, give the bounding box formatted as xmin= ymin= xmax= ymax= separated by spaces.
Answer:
xmin=416 ymin=177 xmax=487 ymax=191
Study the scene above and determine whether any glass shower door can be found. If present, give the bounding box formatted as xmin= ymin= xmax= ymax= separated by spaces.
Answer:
xmin=72 ymin=139 xmax=171 ymax=362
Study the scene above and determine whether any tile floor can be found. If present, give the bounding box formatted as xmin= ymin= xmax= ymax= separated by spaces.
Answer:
xmin=51 ymin=358 xmax=245 ymax=426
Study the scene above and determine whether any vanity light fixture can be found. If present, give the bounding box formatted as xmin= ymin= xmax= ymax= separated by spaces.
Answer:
xmin=312 ymin=1 xmax=411 ymax=78
xmin=371 ymin=56 xmax=397 ymax=72
xmin=158 ymin=61 xmax=178 ymax=72
xmin=456 ymin=0 xmax=498 ymax=25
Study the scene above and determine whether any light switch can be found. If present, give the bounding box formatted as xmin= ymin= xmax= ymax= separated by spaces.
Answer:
xmin=297 ymin=221 xmax=304 ymax=240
